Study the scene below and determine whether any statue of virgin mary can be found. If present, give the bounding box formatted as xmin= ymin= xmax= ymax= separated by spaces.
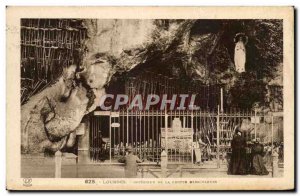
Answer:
xmin=234 ymin=33 xmax=248 ymax=73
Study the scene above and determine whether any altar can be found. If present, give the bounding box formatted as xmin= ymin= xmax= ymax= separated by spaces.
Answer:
xmin=161 ymin=118 xmax=193 ymax=154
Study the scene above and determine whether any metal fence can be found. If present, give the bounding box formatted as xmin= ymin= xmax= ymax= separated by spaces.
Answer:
xmin=89 ymin=109 xmax=284 ymax=167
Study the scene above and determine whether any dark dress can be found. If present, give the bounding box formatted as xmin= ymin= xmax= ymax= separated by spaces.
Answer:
xmin=251 ymin=143 xmax=269 ymax=175
xmin=245 ymin=143 xmax=253 ymax=174
xmin=228 ymin=134 xmax=247 ymax=175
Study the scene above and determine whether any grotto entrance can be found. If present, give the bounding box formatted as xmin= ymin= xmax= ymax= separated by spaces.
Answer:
xmin=85 ymin=70 xmax=284 ymax=171
xmin=87 ymin=70 xmax=223 ymax=164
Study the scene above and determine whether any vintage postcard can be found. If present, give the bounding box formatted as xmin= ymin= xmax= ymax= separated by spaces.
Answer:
xmin=6 ymin=6 xmax=294 ymax=190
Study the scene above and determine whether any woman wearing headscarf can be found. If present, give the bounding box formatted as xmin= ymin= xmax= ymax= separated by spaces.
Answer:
xmin=228 ymin=126 xmax=247 ymax=175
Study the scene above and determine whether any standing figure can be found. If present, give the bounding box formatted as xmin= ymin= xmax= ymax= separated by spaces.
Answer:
xmin=234 ymin=33 xmax=248 ymax=73
xmin=118 ymin=146 xmax=142 ymax=178
xmin=95 ymin=131 xmax=106 ymax=161
xmin=228 ymin=126 xmax=247 ymax=175
xmin=194 ymin=132 xmax=207 ymax=164
xmin=251 ymin=139 xmax=269 ymax=175
xmin=194 ymin=130 xmax=207 ymax=164
xmin=278 ymin=142 xmax=284 ymax=163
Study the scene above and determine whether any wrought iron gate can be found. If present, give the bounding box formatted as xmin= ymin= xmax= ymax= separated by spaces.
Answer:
xmin=89 ymin=110 xmax=219 ymax=164
xmin=89 ymin=109 xmax=284 ymax=167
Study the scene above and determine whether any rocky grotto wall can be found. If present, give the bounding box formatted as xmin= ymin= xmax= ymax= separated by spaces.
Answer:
xmin=21 ymin=19 xmax=157 ymax=154
xmin=21 ymin=19 xmax=283 ymax=155
xmin=84 ymin=19 xmax=155 ymax=57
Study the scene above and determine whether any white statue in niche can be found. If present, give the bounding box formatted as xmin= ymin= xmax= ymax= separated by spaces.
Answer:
xmin=234 ymin=33 xmax=248 ymax=73
xmin=172 ymin=118 xmax=182 ymax=132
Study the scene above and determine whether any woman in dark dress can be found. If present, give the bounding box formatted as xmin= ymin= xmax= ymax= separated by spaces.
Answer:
xmin=228 ymin=127 xmax=247 ymax=175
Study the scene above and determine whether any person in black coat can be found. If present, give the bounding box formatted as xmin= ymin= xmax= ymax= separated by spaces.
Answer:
xmin=228 ymin=126 xmax=247 ymax=175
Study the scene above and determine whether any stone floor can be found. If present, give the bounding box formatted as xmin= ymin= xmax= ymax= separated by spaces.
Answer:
xmin=21 ymin=155 xmax=283 ymax=178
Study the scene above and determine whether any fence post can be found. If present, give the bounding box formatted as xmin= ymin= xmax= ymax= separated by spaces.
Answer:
xmin=216 ymin=106 xmax=220 ymax=168
xmin=180 ymin=167 xmax=183 ymax=178
xmin=55 ymin=151 xmax=62 ymax=178
xmin=161 ymin=150 xmax=167 ymax=178
xmin=164 ymin=109 xmax=168 ymax=156
xmin=191 ymin=112 xmax=194 ymax=164
xmin=271 ymin=115 xmax=274 ymax=148
xmin=254 ymin=109 xmax=257 ymax=139
xmin=272 ymin=150 xmax=279 ymax=177
xmin=109 ymin=115 xmax=112 ymax=163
